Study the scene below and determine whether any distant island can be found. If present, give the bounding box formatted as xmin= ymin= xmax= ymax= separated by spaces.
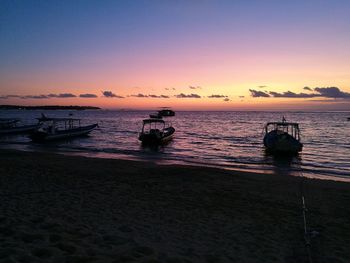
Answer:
xmin=0 ymin=105 xmax=101 ymax=110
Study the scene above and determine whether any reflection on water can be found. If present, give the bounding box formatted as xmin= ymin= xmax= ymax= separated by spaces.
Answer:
xmin=263 ymin=151 xmax=302 ymax=177
xmin=0 ymin=110 xmax=350 ymax=180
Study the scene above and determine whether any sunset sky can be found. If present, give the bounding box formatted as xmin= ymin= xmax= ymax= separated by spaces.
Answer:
xmin=1 ymin=0 xmax=350 ymax=110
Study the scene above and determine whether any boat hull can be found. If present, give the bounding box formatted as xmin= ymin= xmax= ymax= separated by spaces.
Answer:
xmin=263 ymin=130 xmax=303 ymax=153
xmin=139 ymin=127 xmax=175 ymax=145
xmin=30 ymin=124 xmax=98 ymax=142
xmin=0 ymin=124 xmax=42 ymax=135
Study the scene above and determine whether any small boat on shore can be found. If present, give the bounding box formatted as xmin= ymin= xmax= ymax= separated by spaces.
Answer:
xmin=139 ymin=118 xmax=175 ymax=144
xmin=263 ymin=118 xmax=303 ymax=154
xmin=0 ymin=118 xmax=41 ymax=135
xmin=30 ymin=115 xmax=98 ymax=142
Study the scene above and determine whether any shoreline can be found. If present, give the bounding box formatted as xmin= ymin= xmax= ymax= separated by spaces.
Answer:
xmin=2 ymin=144 xmax=350 ymax=183
xmin=1 ymin=149 xmax=350 ymax=262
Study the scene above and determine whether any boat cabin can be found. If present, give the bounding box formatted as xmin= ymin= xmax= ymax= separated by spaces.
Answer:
xmin=264 ymin=120 xmax=301 ymax=141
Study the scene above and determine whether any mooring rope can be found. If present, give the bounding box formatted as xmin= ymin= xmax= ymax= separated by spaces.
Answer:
xmin=297 ymin=160 xmax=314 ymax=263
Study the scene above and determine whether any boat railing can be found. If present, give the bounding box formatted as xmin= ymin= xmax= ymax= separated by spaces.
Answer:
xmin=38 ymin=118 xmax=82 ymax=133
xmin=264 ymin=122 xmax=301 ymax=141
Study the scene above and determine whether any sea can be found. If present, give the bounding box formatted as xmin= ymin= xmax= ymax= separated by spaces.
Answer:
xmin=1 ymin=110 xmax=350 ymax=181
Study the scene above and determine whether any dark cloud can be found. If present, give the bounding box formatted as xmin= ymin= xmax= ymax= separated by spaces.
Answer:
xmin=207 ymin=94 xmax=228 ymax=98
xmin=189 ymin=86 xmax=201 ymax=90
xmin=165 ymin=88 xmax=169 ymax=90
xmin=269 ymin=91 xmax=317 ymax=98
xmin=250 ymin=86 xmax=350 ymax=100
xmin=57 ymin=93 xmax=76 ymax=98
xmin=175 ymin=93 xmax=201 ymax=98
xmin=148 ymin=94 xmax=170 ymax=98
xmin=258 ymin=85 xmax=267 ymax=88
xmin=130 ymin=93 xmax=148 ymax=98
xmin=249 ymin=89 xmax=270 ymax=98
xmin=314 ymin=87 xmax=350 ymax=98
xmin=239 ymin=96 xmax=245 ymax=98
xmin=0 ymin=95 xmax=21 ymax=99
xmin=223 ymin=98 xmax=231 ymax=102
xmin=21 ymin=95 xmax=49 ymax=99
xmin=172 ymin=88 xmax=176 ymax=90
xmin=47 ymin=93 xmax=76 ymax=98
xmin=130 ymin=93 xmax=169 ymax=98
xmin=1 ymin=94 xmax=76 ymax=99
xmin=102 ymin=91 xmax=124 ymax=98
xmin=79 ymin=93 xmax=98 ymax=98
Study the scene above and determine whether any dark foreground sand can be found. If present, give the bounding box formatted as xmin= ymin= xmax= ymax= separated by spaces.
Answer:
xmin=0 ymin=150 xmax=349 ymax=263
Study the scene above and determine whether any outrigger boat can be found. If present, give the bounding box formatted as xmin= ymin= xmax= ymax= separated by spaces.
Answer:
xmin=139 ymin=118 xmax=175 ymax=144
xmin=30 ymin=115 xmax=98 ymax=142
xmin=0 ymin=118 xmax=41 ymax=135
xmin=263 ymin=117 xmax=303 ymax=154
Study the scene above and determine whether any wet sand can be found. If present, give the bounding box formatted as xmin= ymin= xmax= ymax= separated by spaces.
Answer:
xmin=0 ymin=149 xmax=349 ymax=262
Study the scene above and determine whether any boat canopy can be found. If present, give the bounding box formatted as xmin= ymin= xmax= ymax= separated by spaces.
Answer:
xmin=265 ymin=119 xmax=301 ymax=140
xmin=265 ymin=122 xmax=299 ymax=127
xmin=142 ymin=119 xmax=165 ymax=124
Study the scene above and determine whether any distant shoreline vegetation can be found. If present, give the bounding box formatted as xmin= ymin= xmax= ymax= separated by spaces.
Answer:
xmin=0 ymin=105 xmax=101 ymax=110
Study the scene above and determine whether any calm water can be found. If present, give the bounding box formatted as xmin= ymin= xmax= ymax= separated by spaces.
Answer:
xmin=1 ymin=110 xmax=350 ymax=181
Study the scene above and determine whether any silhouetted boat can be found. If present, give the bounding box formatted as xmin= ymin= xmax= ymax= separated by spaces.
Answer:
xmin=263 ymin=118 xmax=303 ymax=154
xmin=149 ymin=108 xmax=175 ymax=118
xmin=139 ymin=118 xmax=175 ymax=144
xmin=158 ymin=108 xmax=175 ymax=117
xmin=30 ymin=115 xmax=98 ymax=142
xmin=0 ymin=118 xmax=41 ymax=135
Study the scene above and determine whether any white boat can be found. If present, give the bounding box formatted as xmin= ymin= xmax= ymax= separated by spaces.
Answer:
xmin=0 ymin=118 xmax=42 ymax=135
xmin=263 ymin=118 xmax=303 ymax=154
xmin=30 ymin=115 xmax=98 ymax=142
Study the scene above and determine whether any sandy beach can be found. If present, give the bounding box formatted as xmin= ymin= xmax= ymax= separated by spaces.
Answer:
xmin=0 ymin=149 xmax=349 ymax=263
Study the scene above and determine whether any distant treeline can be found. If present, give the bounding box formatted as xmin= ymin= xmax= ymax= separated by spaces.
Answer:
xmin=0 ymin=105 xmax=101 ymax=110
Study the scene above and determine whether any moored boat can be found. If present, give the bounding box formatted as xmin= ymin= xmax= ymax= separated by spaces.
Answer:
xmin=0 ymin=118 xmax=42 ymax=135
xmin=149 ymin=108 xmax=175 ymax=118
xmin=139 ymin=118 xmax=175 ymax=144
xmin=263 ymin=118 xmax=303 ymax=154
xmin=158 ymin=109 xmax=175 ymax=117
xmin=29 ymin=116 xmax=98 ymax=142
